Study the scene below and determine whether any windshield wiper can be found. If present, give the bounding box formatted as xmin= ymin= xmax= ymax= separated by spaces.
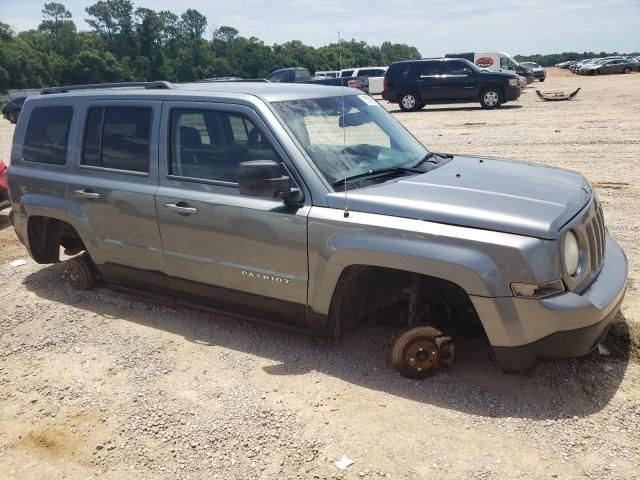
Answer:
xmin=332 ymin=166 xmax=422 ymax=187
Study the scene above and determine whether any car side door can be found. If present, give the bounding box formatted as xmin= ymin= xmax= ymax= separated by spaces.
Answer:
xmin=66 ymin=100 xmax=165 ymax=280
xmin=155 ymin=101 xmax=311 ymax=328
xmin=609 ymin=60 xmax=625 ymax=73
xmin=440 ymin=61 xmax=479 ymax=100
xmin=414 ymin=61 xmax=443 ymax=102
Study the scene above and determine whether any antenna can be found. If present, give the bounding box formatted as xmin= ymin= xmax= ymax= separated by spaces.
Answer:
xmin=338 ymin=31 xmax=350 ymax=218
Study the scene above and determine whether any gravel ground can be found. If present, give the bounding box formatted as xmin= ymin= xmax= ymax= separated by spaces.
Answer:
xmin=1 ymin=68 xmax=639 ymax=479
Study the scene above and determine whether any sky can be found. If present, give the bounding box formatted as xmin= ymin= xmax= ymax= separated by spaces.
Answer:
xmin=1 ymin=0 xmax=638 ymax=56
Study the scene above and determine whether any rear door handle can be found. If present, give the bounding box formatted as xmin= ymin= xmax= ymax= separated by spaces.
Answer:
xmin=74 ymin=189 xmax=101 ymax=199
xmin=164 ymin=202 xmax=198 ymax=215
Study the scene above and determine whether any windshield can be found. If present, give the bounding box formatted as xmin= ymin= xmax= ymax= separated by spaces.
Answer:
xmin=271 ymin=94 xmax=430 ymax=188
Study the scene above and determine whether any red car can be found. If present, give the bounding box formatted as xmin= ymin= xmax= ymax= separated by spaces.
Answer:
xmin=0 ymin=160 xmax=8 ymax=210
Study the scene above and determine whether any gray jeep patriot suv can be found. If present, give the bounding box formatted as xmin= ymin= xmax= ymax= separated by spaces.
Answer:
xmin=7 ymin=81 xmax=627 ymax=377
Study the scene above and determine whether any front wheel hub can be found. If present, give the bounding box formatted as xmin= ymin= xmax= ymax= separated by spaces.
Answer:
xmin=391 ymin=325 xmax=454 ymax=379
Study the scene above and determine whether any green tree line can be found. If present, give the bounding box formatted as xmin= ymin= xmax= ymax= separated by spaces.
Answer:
xmin=0 ymin=0 xmax=422 ymax=92
xmin=515 ymin=51 xmax=639 ymax=67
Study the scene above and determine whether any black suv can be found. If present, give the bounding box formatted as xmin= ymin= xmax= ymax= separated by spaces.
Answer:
xmin=2 ymin=96 xmax=27 ymax=124
xmin=382 ymin=58 xmax=521 ymax=111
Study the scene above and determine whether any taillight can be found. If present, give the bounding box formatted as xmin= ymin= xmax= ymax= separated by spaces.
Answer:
xmin=383 ymin=76 xmax=389 ymax=91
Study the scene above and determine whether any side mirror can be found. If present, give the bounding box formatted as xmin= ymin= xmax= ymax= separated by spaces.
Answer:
xmin=238 ymin=160 xmax=295 ymax=200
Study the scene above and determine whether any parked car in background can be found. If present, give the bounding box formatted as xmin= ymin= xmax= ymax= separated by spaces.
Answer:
xmin=382 ymin=58 xmax=521 ymax=111
xmin=0 ymin=160 xmax=9 ymax=210
xmin=2 ymin=96 xmax=27 ymax=124
xmin=267 ymin=67 xmax=359 ymax=88
xmin=580 ymin=58 xmax=639 ymax=75
xmin=313 ymin=70 xmax=339 ymax=79
xmin=339 ymin=67 xmax=388 ymax=94
xmin=445 ymin=52 xmax=535 ymax=84
xmin=570 ymin=59 xmax=596 ymax=73
xmin=520 ymin=62 xmax=546 ymax=81
xmin=267 ymin=67 xmax=312 ymax=83
xmin=339 ymin=67 xmax=387 ymax=78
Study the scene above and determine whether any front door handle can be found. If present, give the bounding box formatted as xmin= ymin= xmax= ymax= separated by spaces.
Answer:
xmin=74 ymin=189 xmax=101 ymax=199
xmin=164 ymin=202 xmax=198 ymax=215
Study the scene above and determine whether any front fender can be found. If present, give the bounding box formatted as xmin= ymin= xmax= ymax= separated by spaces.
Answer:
xmin=307 ymin=207 xmax=558 ymax=316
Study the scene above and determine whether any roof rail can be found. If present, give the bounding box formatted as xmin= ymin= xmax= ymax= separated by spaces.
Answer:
xmin=40 ymin=81 xmax=175 ymax=95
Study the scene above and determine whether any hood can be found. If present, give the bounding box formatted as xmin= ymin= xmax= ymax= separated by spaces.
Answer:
xmin=326 ymin=156 xmax=592 ymax=240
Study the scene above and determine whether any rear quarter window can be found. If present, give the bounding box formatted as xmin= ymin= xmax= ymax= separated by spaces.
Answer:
xmin=388 ymin=63 xmax=413 ymax=78
xmin=23 ymin=106 xmax=73 ymax=165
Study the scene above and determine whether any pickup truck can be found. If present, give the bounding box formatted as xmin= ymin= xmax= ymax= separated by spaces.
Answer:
xmin=6 ymin=80 xmax=627 ymax=378
xmin=266 ymin=67 xmax=362 ymax=89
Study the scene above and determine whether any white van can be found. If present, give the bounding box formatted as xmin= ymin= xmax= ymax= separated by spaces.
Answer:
xmin=445 ymin=52 xmax=534 ymax=83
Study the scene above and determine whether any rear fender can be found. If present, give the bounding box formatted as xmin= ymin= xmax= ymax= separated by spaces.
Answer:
xmin=19 ymin=193 xmax=98 ymax=259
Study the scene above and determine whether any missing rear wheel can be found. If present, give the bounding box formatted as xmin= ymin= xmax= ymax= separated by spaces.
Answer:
xmin=62 ymin=255 xmax=96 ymax=291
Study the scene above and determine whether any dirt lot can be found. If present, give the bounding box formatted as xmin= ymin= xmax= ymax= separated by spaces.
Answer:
xmin=1 ymin=69 xmax=639 ymax=479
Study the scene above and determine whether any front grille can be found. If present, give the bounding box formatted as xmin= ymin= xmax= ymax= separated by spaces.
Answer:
xmin=585 ymin=201 xmax=606 ymax=272
xmin=563 ymin=197 xmax=606 ymax=293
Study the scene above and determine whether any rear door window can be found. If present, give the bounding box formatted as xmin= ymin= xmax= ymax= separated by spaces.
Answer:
xmin=23 ymin=106 xmax=73 ymax=165
xmin=390 ymin=63 xmax=413 ymax=78
xmin=418 ymin=62 xmax=440 ymax=77
xmin=82 ymin=106 xmax=152 ymax=173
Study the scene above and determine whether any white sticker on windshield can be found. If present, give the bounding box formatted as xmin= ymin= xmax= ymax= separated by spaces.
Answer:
xmin=359 ymin=95 xmax=379 ymax=106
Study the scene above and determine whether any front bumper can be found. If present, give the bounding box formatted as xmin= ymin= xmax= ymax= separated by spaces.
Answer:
xmin=533 ymin=71 xmax=546 ymax=79
xmin=471 ymin=233 xmax=627 ymax=371
xmin=505 ymin=85 xmax=522 ymax=101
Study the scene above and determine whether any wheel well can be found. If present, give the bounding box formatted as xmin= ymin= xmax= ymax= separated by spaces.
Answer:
xmin=328 ymin=265 xmax=483 ymax=339
xmin=27 ymin=216 xmax=86 ymax=264
xmin=400 ymin=90 xmax=421 ymax=101
xmin=480 ymin=85 xmax=505 ymax=99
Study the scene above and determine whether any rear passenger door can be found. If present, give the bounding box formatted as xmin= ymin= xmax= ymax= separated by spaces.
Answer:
xmin=67 ymin=100 xmax=164 ymax=279
xmin=155 ymin=102 xmax=310 ymax=328
xmin=414 ymin=61 xmax=443 ymax=102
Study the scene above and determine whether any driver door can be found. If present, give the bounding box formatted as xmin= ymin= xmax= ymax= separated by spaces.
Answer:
xmin=155 ymin=101 xmax=311 ymax=328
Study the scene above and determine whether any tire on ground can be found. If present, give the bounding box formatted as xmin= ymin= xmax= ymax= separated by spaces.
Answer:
xmin=479 ymin=88 xmax=503 ymax=109
xmin=63 ymin=254 xmax=96 ymax=291
xmin=399 ymin=92 xmax=423 ymax=112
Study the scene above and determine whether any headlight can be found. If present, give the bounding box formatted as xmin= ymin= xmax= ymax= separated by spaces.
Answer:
xmin=508 ymin=78 xmax=519 ymax=87
xmin=563 ymin=230 xmax=580 ymax=275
